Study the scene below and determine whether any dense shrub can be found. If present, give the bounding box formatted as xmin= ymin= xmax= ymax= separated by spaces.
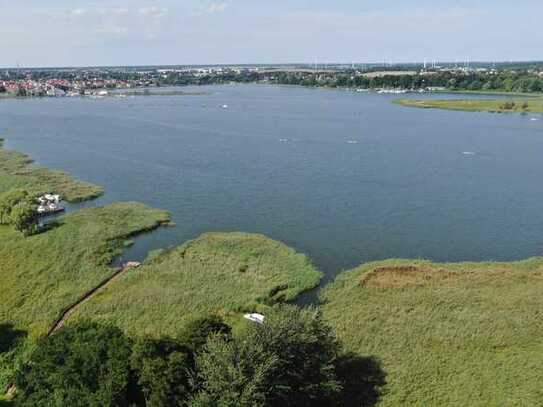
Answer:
xmin=131 ymin=338 xmax=192 ymax=407
xmin=0 ymin=189 xmax=29 ymax=225
xmin=15 ymin=322 xmax=133 ymax=407
xmin=192 ymin=306 xmax=343 ymax=407
xmin=0 ymin=189 xmax=38 ymax=236
xmin=177 ymin=315 xmax=232 ymax=354
xmin=13 ymin=310 xmax=383 ymax=406
xmin=10 ymin=201 xmax=38 ymax=236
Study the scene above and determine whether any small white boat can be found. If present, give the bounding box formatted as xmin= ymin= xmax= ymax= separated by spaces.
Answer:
xmin=37 ymin=203 xmax=65 ymax=215
xmin=221 ymin=104 xmax=228 ymax=109
xmin=462 ymin=151 xmax=476 ymax=156
xmin=244 ymin=313 xmax=265 ymax=324
xmin=124 ymin=261 xmax=142 ymax=269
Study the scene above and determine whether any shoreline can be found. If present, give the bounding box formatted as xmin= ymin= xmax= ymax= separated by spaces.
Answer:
xmin=393 ymin=97 xmax=543 ymax=113
xmin=2 ymin=81 xmax=543 ymax=101
xmin=3 ymin=138 xmax=543 ymax=302
xmin=3 ymin=140 xmax=543 ymax=405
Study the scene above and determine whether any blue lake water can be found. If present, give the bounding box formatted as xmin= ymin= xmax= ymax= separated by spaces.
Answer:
xmin=1 ymin=84 xmax=543 ymax=284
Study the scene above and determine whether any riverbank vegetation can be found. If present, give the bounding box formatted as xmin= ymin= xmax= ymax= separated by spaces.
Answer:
xmin=0 ymin=190 xmax=39 ymax=236
xmin=262 ymin=70 xmax=543 ymax=94
xmin=321 ymin=258 xmax=543 ymax=406
xmin=0 ymin=203 xmax=171 ymax=390
xmin=71 ymin=232 xmax=322 ymax=337
xmin=5 ymin=65 xmax=543 ymax=99
xmin=12 ymin=306 xmax=384 ymax=406
xmin=0 ymin=139 xmax=103 ymax=202
xmin=394 ymin=97 xmax=543 ymax=113
xmin=3 ymin=142 xmax=543 ymax=405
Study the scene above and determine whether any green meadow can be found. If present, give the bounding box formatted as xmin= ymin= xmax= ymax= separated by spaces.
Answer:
xmin=71 ymin=232 xmax=322 ymax=337
xmin=394 ymin=97 xmax=543 ymax=113
xmin=321 ymin=258 xmax=543 ymax=406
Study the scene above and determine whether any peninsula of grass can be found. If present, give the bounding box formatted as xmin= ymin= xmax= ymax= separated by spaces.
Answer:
xmin=321 ymin=258 xmax=543 ymax=406
xmin=433 ymin=89 xmax=543 ymax=97
xmin=0 ymin=139 xmax=103 ymax=202
xmin=394 ymin=97 xmax=543 ymax=113
xmin=71 ymin=232 xmax=322 ymax=337
xmin=0 ymin=202 xmax=171 ymax=389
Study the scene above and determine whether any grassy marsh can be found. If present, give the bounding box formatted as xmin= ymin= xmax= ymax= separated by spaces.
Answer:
xmin=394 ymin=97 xmax=543 ymax=113
xmin=0 ymin=202 xmax=171 ymax=388
xmin=0 ymin=139 xmax=103 ymax=202
xmin=71 ymin=232 xmax=322 ymax=337
xmin=321 ymin=258 xmax=543 ymax=406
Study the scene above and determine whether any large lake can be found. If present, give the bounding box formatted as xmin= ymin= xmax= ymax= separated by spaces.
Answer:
xmin=1 ymin=84 xmax=543 ymax=284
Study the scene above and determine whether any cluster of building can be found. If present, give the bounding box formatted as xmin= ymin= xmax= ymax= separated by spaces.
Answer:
xmin=0 ymin=73 xmax=157 ymax=97
xmin=0 ymin=78 xmax=71 ymax=96
xmin=2 ymin=63 xmax=543 ymax=98
xmin=0 ymin=67 xmax=252 ymax=97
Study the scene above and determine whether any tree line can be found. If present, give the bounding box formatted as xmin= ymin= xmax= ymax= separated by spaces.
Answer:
xmin=4 ymin=68 xmax=543 ymax=95
xmin=262 ymin=70 xmax=543 ymax=93
xmin=4 ymin=306 xmax=385 ymax=407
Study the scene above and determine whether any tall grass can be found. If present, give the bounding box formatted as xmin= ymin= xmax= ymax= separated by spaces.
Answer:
xmin=394 ymin=98 xmax=543 ymax=113
xmin=72 ymin=232 xmax=322 ymax=337
xmin=0 ymin=139 xmax=103 ymax=202
xmin=0 ymin=202 xmax=171 ymax=388
xmin=321 ymin=258 xmax=543 ymax=406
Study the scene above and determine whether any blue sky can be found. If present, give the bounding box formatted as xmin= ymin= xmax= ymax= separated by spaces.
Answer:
xmin=1 ymin=0 xmax=542 ymax=67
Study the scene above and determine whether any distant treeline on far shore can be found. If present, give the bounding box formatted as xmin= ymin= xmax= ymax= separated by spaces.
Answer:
xmin=2 ymin=63 xmax=543 ymax=97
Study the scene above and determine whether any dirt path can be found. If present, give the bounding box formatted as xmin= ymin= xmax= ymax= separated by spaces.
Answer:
xmin=6 ymin=262 xmax=140 ymax=398
xmin=4 ymin=262 xmax=140 ymax=398
xmin=47 ymin=262 xmax=140 ymax=335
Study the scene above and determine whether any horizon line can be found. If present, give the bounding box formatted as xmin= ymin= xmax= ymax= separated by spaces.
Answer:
xmin=2 ymin=59 xmax=543 ymax=71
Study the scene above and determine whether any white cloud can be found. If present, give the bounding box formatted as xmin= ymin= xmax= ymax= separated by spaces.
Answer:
xmin=71 ymin=8 xmax=88 ymax=16
xmin=202 ymin=2 xmax=228 ymax=15
xmin=138 ymin=6 xmax=168 ymax=19
xmin=113 ymin=8 xmax=130 ymax=16
xmin=3 ymin=2 xmax=543 ymax=67
xmin=95 ymin=25 xmax=129 ymax=39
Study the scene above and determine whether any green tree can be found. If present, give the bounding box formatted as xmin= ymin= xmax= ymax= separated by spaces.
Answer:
xmin=177 ymin=315 xmax=232 ymax=354
xmin=191 ymin=334 xmax=278 ymax=407
xmin=254 ymin=306 xmax=342 ymax=407
xmin=16 ymin=87 xmax=27 ymax=97
xmin=0 ymin=189 xmax=29 ymax=224
xmin=131 ymin=337 xmax=192 ymax=407
xmin=192 ymin=306 xmax=342 ymax=407
xmin=501 ymin=101 xmax=516 ymax=110
xmin=10 ymin=201 xmax=38 ymax=236
xmin=15 ymin=322 xmax=134 ymax=407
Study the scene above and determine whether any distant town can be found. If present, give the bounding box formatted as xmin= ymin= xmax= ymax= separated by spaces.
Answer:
xmin=2 ymin=61 xmax=543 ymax=97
